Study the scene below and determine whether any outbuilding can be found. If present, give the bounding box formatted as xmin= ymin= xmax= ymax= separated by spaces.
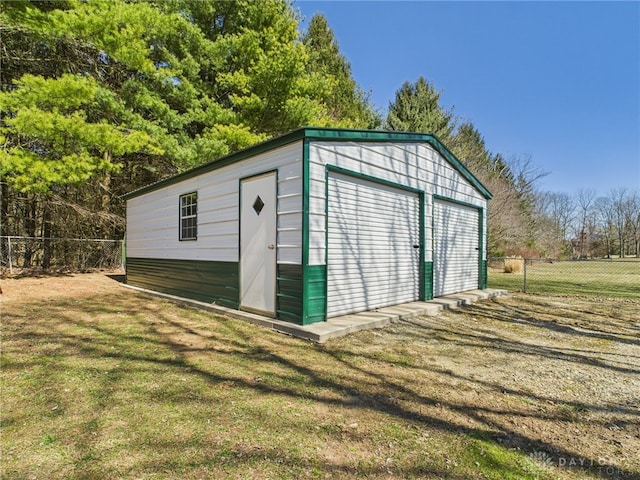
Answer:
xmin=123 ymin=127 xmax=492 ymax=325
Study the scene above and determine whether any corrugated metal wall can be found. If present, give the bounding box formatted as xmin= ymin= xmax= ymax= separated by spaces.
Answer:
xmin=126 ymin=142 xmax=304 ymax=265
xmin=311 ymin=141 xmax=487 ymax=316
xmin=308 ymin=141 xmax=488 ymax=267
xmin=326 ymin=172 xmax=421 ymax=317
xmin=433 ymin=199 xmax=480 ymax=296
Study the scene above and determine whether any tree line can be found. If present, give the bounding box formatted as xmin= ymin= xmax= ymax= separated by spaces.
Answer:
xmin=1 ymin=0 xmax=378 ymax=268
xmin=1 ymin=0 xmax=636 ymax=271
xmin=536 ymin=188 xmax=640 ymax=258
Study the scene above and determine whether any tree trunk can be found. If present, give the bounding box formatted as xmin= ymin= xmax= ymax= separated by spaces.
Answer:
xmin=0 ymin=182 xmax=9 ymax=269
xmin=618 ymin=233 xmax=624 ymax=258
xmin=101 ymin=152 xmax=112 ymax=239
xmin=42 ymin=199 xmax=52 ymax=269
xmin=23 ymin=196 xmax=37 ymax=267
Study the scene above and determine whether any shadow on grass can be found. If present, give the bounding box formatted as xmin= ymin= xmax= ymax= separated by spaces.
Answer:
xmin=466 ymin=296 xmax=640 ymax=348
xmin=2 ymin=290 xmax=638 ymax=479
xmin=105 ymin=274 xmax=126 ymax=283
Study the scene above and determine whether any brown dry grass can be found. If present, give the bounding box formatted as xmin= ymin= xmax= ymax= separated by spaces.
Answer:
xmin=503 ymin=257 xmax=524 ymax=274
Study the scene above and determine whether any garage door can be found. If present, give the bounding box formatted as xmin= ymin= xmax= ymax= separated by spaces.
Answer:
xmin=433 ymin=199 xmax=479 ymax=297
xmin=327 ymin=172 xmax=421 ymax=317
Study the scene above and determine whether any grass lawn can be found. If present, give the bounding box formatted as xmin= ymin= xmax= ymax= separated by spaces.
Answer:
xmin=489 ymin=258 xmax=640 ymax=299
xmin=1 ymin=273 xmax=639 ymax=479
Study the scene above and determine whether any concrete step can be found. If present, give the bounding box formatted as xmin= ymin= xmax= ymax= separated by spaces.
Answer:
xmin=123 ymin=283 xmax=507 ymax=343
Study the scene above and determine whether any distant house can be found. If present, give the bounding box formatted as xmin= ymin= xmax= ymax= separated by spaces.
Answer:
xmin=122 ymin=127 xmax=492 ymax=325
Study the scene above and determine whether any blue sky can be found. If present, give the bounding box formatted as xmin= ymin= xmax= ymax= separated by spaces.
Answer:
xmin=295 ymin=1 xmax=640 ymax=195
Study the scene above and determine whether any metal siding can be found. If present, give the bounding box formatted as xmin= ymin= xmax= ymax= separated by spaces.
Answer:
xmin=433 ymin=199 xmax=480 ymax=296
xmin=126 ymin=142 xmax=303 ymax=264
xmin=305 ymin=264 xmax=327 ymax=324
xmin=308 ymin=142 xmax=487 ymax=266
xmin=276 ymin=264 xmax=303 ymax=323
xmin=308 ymin=141 xmax=488 ymax=304
xmin=423 ymin=261 xmax=434 ymax=300
xmin=126 ymin=257 xmax=239 ymax=307
xmin=326 ymin=172 xmax=421 ymax=317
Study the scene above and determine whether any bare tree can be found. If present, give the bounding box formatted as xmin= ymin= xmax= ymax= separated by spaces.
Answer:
xmin=594 ymin=196 xmax=615 ymax=258
xmin=609 ymin=188 xmax=629 ymax=257
xmin=539 ymin=192 xmax=575 ymax=256
xmin=575 ymin=188 xmax=596 ymax=258
xmin=623 ymin=192 xmax=640 ymax=257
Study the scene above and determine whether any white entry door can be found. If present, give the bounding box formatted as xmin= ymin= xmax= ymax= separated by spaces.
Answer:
xmin=240 ymin=172 xmax=277 ymax=315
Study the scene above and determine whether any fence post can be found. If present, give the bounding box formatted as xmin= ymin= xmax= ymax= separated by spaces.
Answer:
xmin=7 ymin=236 xmax=13 ymax=275
xmin=121 ymin=234 xmax=126 ymax=269
xmin=523 ymin=258 xmax=527 ymax=293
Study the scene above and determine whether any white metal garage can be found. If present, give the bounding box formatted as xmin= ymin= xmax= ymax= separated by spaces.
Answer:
xmin=124 ymin=127 xmax=491 ymax=326
xmin=326 ymin=171 xmax=421 ymax=317
xmin=433 ymin=199 xmax=480 ymax=297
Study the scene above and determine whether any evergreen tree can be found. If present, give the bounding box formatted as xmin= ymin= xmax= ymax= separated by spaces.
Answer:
xmin=0 ymin=0 xmax=379 ymax=254
xmin=449 ymin=122 xmax=492 ymax=174
xmin=385 ymin=77 xmax=455 ymax=141
xmin=0 ymin=74 xmax=162 ymax=193
xmin=302 ymin=14 xmax=380 ymax=128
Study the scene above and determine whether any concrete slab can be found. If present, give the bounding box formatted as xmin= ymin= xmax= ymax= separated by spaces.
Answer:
xmin=122 ymin=284 xmax=507 ymax=343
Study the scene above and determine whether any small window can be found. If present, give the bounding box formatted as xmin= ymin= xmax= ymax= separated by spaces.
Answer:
xmin=179 ymin=192 xmax=197 ymax=241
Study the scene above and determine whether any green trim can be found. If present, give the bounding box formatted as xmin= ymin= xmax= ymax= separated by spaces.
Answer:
xmin=323 ymin=165 xmax=330 ymax=321
xmin=480 ymin=260 xmax=488 ymax=290
xmin=304 ymin=127 xmax=430 ymax=142
xmin=478 ymin=208 xmax=486 ymax=289
xmin=122 ymin=127 xmax=491 ymax=201
xmin=326 ymin=164 xmax=424 ymax=194
xmin=276 ymin=264 xmax=303 ymax=323
xmin=126 ymin=257 xmax=239 ymax=307
xmin=424 ymin=261 xmax=434 ymax=300
xmin=419 ymin=195 xmax=426 ymax=301
xmin=122 ymin=232 xmax=126 ymax=272
xmin=300 ymin=141 xmax=328 ymax=325
xmin=305 ymin=265 xmax=327 ymax=324
xmin=433 ymin=194 xmax=485 ymax=211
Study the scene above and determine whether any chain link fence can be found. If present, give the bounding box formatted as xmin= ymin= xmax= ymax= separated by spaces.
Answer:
xmin=488 ymin=257 xmax=640 ymax=299
xmin=0 ymin=236 xmax=124 ymax=276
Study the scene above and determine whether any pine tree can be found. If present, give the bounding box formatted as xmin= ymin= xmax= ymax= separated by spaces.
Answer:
xmin=385 ymin=77 xmax=455 ymax=141
xmin=0 ymin=0 xmax=380 ymax=253
xmin=302 ymin=14 xmax=380 ymax=128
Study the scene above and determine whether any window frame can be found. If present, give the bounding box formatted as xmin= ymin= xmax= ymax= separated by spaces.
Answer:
xmin=179 ymin=192 xmax=198 ymax=241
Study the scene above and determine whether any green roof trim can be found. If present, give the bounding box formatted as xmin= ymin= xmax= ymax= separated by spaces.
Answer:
xmin=122 ymin=127 xmax=492 ymax=200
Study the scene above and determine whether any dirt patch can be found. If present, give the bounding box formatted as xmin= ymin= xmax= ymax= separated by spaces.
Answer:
xmin=368 ymin=295 xmax=640 ymax=472
xmin=1 ymin=270 xmax=124 ymax=304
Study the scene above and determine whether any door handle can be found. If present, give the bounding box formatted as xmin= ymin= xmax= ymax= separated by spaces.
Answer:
xmin=413 ymin=245 xmax=420 ymax=249
xmin=268 ymin=244 xmax=275 ymax=250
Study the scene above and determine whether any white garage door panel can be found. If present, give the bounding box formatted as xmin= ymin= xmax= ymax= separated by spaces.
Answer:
xmin=433 ymin=199 xmax=479 ymax=297
xmin=327 ymin=172 xmax=421 ymax=318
